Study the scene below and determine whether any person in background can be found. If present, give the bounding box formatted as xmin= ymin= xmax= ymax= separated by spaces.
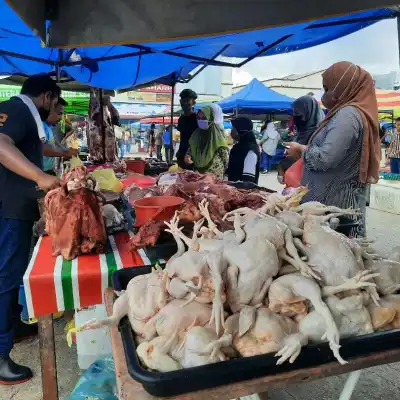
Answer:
xmin=177 ymin=89 xmax=198 ymax=169
xmin=227 ymin=117 xmax=260 ymax=183
xmin=292 ymin=95 xmax=324 ymax=145
xmin=387 ymin=117 xmax=400 ymax=173
xmin=155 ymin=126 xmax=163 ymax=161
xmin=119 ymin=130 xmax=126 ymax=158
xmin=125 ymin=130 xmax=132 ymax=154
xmin=0 ymin=74 xmax=60 ymax=385
xmin=163 ymin=125 xmax=174 ymax=164
xmin=148 ymin=123 xmax=156 ymax=157
xmin=42 ymin=99 xmax=78 ymax=175
xmin=277 ymin=157 xmax=297 ymax=196
xmin=185 ymin=104 xmax=229 ymax=180
xmin=285 ymin=62 xmax=381 ymax=237
xmin=259 ymin=120 xmax=280 ymax=173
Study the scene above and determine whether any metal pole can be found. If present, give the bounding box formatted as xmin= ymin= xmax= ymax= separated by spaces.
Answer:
xmin=170 ymin=82 xmax=175 ymax=150
xmin=98 ymin=89 xmax=106 ymax=162
xmin=397 ymin=15 xmax=400 ymax=71
xmin=56 ymin=49 xmax=62 ymax=82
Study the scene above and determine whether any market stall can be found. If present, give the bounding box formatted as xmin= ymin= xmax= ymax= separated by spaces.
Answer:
xmin=218 ymin=78 xmax=295 ymax=169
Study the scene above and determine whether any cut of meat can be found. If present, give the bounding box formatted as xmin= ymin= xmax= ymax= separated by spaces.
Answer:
xmin=45 ymin=167 xmax=107 ymax=260
xmin=130 ymin=220 xmax=166 ymax=250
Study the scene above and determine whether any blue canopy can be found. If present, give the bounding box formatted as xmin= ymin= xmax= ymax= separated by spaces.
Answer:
xmin=218 ymin=79 xmax=295 ymax=114
xmin=0 ymin=2 xmax=396 ymax=90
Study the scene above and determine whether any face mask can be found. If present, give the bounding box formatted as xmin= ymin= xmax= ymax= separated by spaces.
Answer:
xmin=181 ymin=103 xmax=192 ymax=113
xmin=39 ymin=95 xmax=51 ymax=121
xmin=38 ymin=107 xmax=50 ymax=121
xmin=197 ymin=120 xmax=209 ymax=130
xmin=277 ymin=175 xmax=284 ymax=185
xmin=293 ymin=115 xmax=306 ymax=129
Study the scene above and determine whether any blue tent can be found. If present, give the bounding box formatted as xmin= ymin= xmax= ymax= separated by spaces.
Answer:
xmin=218 ymin=79 xmax=295 ymax=114
xmin=0 ymin=2 xmax=396 ymax=90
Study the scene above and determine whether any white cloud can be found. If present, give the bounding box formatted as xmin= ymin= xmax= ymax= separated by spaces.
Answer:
xmin=233 ymin=19 xmax=399 ymax=85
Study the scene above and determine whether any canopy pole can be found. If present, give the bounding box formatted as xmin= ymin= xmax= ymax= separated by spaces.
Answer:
xmin=170 ymin=81 xmax=175 ymax=149
xmin=397 ymin=14 xmax=400 ymax=70
xmin=56 ymin=50 xmax=62 ymax=82
xmin=99 ymin=89 xmax=106 ymax=162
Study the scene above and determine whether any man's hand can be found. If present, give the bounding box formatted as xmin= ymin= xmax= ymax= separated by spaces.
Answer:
xmin=36 ymin=172 xmax=59 ymax=192
xmin=284 ymin=142 xmax=307 ymax=159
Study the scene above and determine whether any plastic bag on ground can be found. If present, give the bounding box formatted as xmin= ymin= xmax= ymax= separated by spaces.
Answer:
xmin=67 ymin=357 xmax=117 ymax=400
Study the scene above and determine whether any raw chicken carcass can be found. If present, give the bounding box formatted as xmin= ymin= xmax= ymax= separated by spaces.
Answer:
xmin=302 ymin=213 xmax=368 ymax=286
xmin=225 ymin=211 xmax=317 ymax=279
xmin=268 ymin=273 xmax=344 ymax=364
xmin=225 ymin=235 xmax=280 ymax=314
xmin=225 ymin=308 xmax=299 ymax=359
xmin=137 ymin=334 xmax=182 ymax=372
xmin=181 ymin=326 xmax=233 ymax=368
xmin=143 ymin=299 xmax=212 ymax=341
xmin=45 ymin=166 xmax=107 ymax=260
xmin=365 ymin=247 xmax=400 ymax=295
xmin=80 ymin=266 xmax=169 ymax=336
xmin=368 ymin=295 xmax=400 ymax=330
xmin=299 ymin=294 xmax=374 ymax=342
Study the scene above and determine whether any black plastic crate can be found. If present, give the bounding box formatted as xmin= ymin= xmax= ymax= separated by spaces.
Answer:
xmin=112 ymin=267 xmax=400 ymax=397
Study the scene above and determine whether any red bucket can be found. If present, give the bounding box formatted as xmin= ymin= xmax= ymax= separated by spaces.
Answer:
xmin=126 ymin=159 xmax=146 ymax=174
xmin=133 ymin=196 xmax=185 ymax=227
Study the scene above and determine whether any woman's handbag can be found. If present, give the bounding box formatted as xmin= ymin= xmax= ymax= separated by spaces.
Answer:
xmin=284 ymin=158 xmax=304 ymax=188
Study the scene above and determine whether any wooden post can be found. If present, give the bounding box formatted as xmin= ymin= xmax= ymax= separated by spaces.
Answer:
xmin=38 ymin=314 xmax=58 ymax=400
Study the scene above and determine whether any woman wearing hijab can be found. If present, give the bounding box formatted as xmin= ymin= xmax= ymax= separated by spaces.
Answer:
xmin=292 ymin=95 xmax=324 ymax=145
xmin=286 ymin=61 xmax=381 ymax=236
xmin=185 ymin=104 xmax=229 ymax=179
xmin=227 ymin=117 xmax=261 ymax=183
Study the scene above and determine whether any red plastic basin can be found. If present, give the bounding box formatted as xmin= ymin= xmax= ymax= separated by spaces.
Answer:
xmin=133 ymin=196 xmax=185 ymax=227
xmin=126 ymin=159 xmax=146 ymax=174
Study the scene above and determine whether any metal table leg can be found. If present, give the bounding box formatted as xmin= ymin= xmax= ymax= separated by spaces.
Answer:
xmin=38 ymin=314 xmax=58 ymax=400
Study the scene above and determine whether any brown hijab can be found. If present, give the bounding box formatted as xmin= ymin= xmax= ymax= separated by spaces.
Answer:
xmin=310 ymin=61 xmax=380 ymax=184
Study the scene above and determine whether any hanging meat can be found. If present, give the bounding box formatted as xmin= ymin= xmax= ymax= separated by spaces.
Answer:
xmin=88 ymin=89 xmax=118 ymax=163
xmin=45 ymin=166 xmax=107 ymax=260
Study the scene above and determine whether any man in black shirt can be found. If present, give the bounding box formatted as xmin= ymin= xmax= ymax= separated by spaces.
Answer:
xmin=0 ymin=74 xmax=60 ymax=385
xmin=176 ymin=89 xmax=198 ymax=169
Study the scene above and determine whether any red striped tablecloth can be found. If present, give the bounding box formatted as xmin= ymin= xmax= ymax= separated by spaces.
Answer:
xmin=23 ymin=232 xmax=163 ymax=318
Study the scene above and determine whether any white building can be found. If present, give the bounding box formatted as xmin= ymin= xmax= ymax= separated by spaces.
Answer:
xmin=233 ymin=70 xmax=324 ymax=99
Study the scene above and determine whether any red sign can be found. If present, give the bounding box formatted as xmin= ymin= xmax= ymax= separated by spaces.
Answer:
xmin=138 ymin=84 xmax=172 ymax=93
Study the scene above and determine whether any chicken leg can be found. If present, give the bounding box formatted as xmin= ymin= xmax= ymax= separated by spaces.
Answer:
xmin=205 ymin=251 xmax=227 ymax=335
xmin=322 ymin=270 xmax=380 ymax=297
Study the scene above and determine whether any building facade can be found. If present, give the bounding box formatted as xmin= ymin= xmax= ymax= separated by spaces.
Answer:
xmin=113 ymin=65 xmax=233 ymax=123
xmin=233 ymin=70 xmax=325 ymax=99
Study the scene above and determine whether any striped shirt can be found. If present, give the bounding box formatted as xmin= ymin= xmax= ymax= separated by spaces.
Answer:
xmin=388 ymin=131 xmax=400 ymax=158
xmin=301 ymin=106 xmax=366 ymax=237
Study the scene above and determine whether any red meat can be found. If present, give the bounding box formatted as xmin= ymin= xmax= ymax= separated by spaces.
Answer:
xmin=45 ymin=167 xmax=107 ymax=260
xmin=129 ymin=220 xmax=166 ymax=250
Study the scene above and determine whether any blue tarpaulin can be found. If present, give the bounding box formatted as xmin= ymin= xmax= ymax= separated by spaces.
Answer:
xmin=0 ymin=2 xmax=397 ymax=90
xmin=218 ymin=78 xmax=295 ymax=114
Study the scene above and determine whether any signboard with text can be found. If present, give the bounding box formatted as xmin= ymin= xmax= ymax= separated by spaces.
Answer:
xmin=138 ymin=84 xmax=172 ymax=93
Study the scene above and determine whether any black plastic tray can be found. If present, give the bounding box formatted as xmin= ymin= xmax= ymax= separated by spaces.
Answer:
xmin=227 ymin=181 xmax=276 ymax=193
xmin=113 ymin=267 xmax=400 ymax=397
xmin=144 ymin=240 xmax=177 ymax=261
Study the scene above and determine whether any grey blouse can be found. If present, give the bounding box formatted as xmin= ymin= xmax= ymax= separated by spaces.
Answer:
xmin=301 ymin=106 xmax=366 ymax=213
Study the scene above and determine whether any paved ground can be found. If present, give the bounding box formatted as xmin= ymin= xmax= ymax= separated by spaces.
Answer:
xmin=2 ymin=171 xmax=399 ymax=400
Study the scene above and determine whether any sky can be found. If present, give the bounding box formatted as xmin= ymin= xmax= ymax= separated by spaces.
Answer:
xmin=233 ymin=19 xmax=399 ymax=85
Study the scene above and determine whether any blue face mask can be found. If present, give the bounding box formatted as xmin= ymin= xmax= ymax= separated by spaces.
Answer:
xmin=197 ymin=120 xmax=209 ymax=130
